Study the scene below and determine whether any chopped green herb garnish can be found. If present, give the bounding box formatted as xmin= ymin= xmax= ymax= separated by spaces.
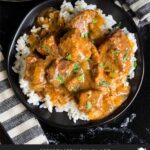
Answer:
xmin=83 ymin=32 xmax=89 ymax=38
xmin=41 ymin=45 xmax=51 ymax=54
xmin=111 ymin=70 xmax=115 ymax=74
xmin=133 ymin=61 xmax=137 ymax=69
xmin=99 ymin=80 xmax=110 ymax=87
xmin=57 ymin=74 xmax=64 ymax=84
xmin=123 ymin=49 xmax=129 ymax=62
xmin=98 ymin=63 xmax=105 ymax=68
xmin=113 ymin=49 xmax=120 ymax=56
xmin=86 ymin=101 xmax=92 ymax=110
xmin=92 ymin=18 xmax=97 ymax=24
xmin=72 ymin=64 xmax=81 ymax=73
xmin=66 ymin=53 xmax=72 ymax=61
xmin=77 ymin=74 xmax=84 ymax=81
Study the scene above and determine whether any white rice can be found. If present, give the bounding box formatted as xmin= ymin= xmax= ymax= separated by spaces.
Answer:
xmin=12 ymin=0 xmax=137 ymax=123
xmin=31 ymin=26 xmax=41 ymax=33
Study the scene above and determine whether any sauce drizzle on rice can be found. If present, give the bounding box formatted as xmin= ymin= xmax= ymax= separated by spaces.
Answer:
xmin=12 ymin=0 xmax=137 ymax=123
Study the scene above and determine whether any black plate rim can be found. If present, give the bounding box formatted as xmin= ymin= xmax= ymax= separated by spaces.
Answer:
xmin=7 ymin=0 xmax=145 ymax=130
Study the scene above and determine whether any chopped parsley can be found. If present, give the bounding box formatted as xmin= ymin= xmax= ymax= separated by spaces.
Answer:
xmin=86 ymin=101 xmax=92 ymax=110
xmin=57 ymin=74 xmax=64 ymax=84
xmin=72 ymin=63 xmax=81 ymax=73
xmin=83 ymin=32 xmax=89 ymax=38
xmin=66 ymin=53 xmax=72 ymax=61
xmin=113 ymin=49 xmax=120 ymax=56
xmin=41 ymin=45 xmax=51 ymax=54
xmin=77 ymin=74 xmax=84 ymax=81
xmin=123 ymin=49 xmax=129 ymax=62
xmin=98 ymin=63 xmax=105 ymax=68
xmin=99 ymin=80 xmax=110 ymax=87
xmin=133 ymin=61 xmax=137 ymax=69
xmin=111 ymin=70 xmax=116 ymax=75
xmin=92 ymin=18 xmax=97 ymax=24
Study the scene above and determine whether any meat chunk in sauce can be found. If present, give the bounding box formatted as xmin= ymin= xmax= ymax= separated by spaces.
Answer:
xmin=65 ymin=73 xmax=84 ymax=92
xmin=93 ymin=29 xmax=133 ymax=87
xmin=36 ymin=35 xmax=58 ymax=56
xmin=25 ymin=55 xmax=46 ymax=93
xmin=59 ymin=29 xmax=92 ymax=62
xmin=65 ymin=60 xmax=95 ymax=92
xmin=31 ymin=60 xmax=46 ymax=92
xmin=66 ymin=10 xmax=103 ymax=33
xmin=66 ymin=10 xmax=96 ymax=32
xmin=78 ymin=90 xmax=113 ymax=120
xmin=99 ymin=29 xmax=133 ymax=76
xmin=45 ymin=84 xmax=71 ymax=107
xmin=46 ymin=59 xmax=75 ymax=87
xmin=25 ymin=54 xmax=38 ymax=80
xmin=112 ymin=85 xmax=130 ymax=107
xmin=66 ymin=10 xmax=105 ymax=45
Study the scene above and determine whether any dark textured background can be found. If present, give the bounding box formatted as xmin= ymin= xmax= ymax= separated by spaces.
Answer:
xmin=0 ymin=0 xmax=150 ymax=144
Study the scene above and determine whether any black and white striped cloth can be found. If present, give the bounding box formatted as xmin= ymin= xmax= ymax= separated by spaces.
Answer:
xmin=114 ymin=0 xmax=150 ymax=27
xmin=0 ymin=47 xmax=48 ymax=144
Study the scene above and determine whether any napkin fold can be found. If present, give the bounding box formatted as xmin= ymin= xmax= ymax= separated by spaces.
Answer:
xmin=0 ymin=46 xmax=48 ymax=144
xmin=114 ymin=0 xmax=150 ymax=27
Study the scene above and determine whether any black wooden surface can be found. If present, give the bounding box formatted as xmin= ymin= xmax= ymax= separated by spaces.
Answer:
xmin=0 ymin=0 xmax=150 ymax=144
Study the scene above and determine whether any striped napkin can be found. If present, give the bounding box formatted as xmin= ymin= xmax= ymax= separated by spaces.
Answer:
xmin=114 ymin=0 xmax=150 ymax=27
xmin=0 ymin=46 xmax=48 ymax=144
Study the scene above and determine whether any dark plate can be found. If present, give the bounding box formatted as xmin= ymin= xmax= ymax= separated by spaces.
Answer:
xmin=7 ymin=0 xmax=144 ymax=130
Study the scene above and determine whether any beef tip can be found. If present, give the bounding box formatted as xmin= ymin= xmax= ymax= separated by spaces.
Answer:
xmin=44 ymin=84 xmax=71 ymax=107
xmin=98 ymin=29 xmax=133 ymax=78
xmin=30 ymin=60 xmax=46 ymax=92
xmin=59 ymin=29 xmax=92 ymax=62
xmin=36 ymin=35 xmax=58 ymax=56
xmin=66 ymin=10 xmax=97 ymax=33
xmin=24 ymin=54 xmax=38 ymax=81
xmin=78 ymin=90 xmax=113 ymax=120
xmin=46 ymin=59 xmax=75 ymax=87
xmin=64 ymin=73 xmax=84 ymax=93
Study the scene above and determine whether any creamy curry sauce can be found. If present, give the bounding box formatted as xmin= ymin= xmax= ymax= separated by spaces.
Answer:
xmin=25 ymin=8 xmax=134 ymax=120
